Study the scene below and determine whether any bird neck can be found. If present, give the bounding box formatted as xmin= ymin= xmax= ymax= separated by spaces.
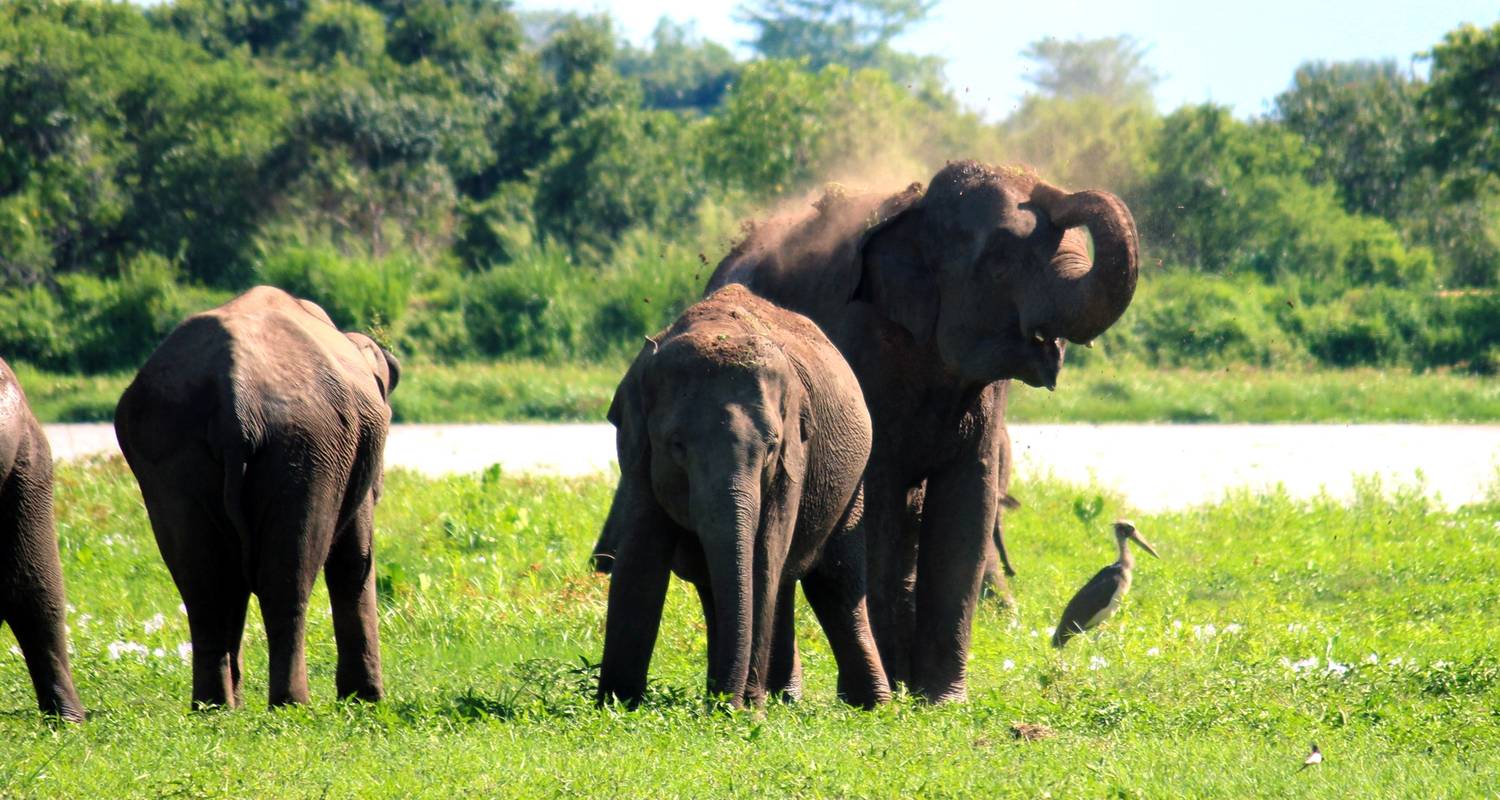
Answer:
xmin=1116 ymin=536 xmax=1134 ymax=570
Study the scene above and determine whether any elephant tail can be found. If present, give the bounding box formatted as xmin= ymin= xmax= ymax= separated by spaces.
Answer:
xmin=216 ymin=383 xmax=260 ymax=591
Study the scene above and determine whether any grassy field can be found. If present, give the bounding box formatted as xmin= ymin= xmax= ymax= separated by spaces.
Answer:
xmin=2 ymin=460 xmax=1497 ymax=797
xmin=15 ymin=360 xmax=1500 ymax=424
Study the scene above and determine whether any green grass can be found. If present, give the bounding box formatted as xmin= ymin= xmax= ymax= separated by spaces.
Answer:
xmin=1014 ymin=365 xmax=1500 ymax=423
xmin=3 ymin=460 xmax=1497 ymax=797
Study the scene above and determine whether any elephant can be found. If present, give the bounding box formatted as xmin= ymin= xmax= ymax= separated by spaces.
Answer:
xmin=981 ymin=412 xmax=1022 ymax=602
xmin=593 ymin=284 xmax=889 ymax=709
xmin=115 ymin=286 xmax=400 ymax=709
xmin=708 ymin=161 xmax=1139 ymax=701
xmin=0 ymin=358 xmax=85 ymax=722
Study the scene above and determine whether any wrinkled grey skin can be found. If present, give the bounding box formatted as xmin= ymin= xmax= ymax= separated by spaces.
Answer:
xmin=593 ymin=285 xmax=888 ymax=709
xmin=0 ymin=358 xmax=85 ymax=722
xmin=709 ymin=161 xmax=1139 ymax=702
xmin=115 ymin=287 xmax=399 ymax=709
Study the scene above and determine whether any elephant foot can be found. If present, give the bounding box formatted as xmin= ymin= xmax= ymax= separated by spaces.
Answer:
xmin=40 ymin=694 xmax=86 ymax=723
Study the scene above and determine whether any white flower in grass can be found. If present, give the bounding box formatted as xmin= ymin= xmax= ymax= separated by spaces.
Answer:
xmin=7 ymin=645 xmax=20 ymax=658
xmin=152 ymin=647 xmax=167 ymax=659
xmin=177 ymin=604 xmax=187 ymax=615
xmin=108 ymin=641 xmax=149 ymax=661
xmin=77 ymin=613 xmax=93 ymax=628
xmin=1288 ymin=656 xmax=1319 ymax=673
xmin=1171 ymin=620 xmax=1182 ymax=631
xmin=1324 ymin=659 xmax=1349 ymax=678
xmin=143 ymin=613 xmax=166 ymax=635
xmin=1029 ymin=629 xmax=1039 ymax=638
xmin=177 ymin=642 xmax=193 ymax=663
xmin=1089 ymin=656 xmax=1108 ymax=671
xmin=1192 ymin=623 xmax=1217 ymax=639
xmin=1146 ymin=647 xmax=1161 ymax=657
xmin=1287 ymin=623 xmax=1307 ymax=634
xmin=66 ymin=603 xmax=76 ymax=614
xmin=1387 ymin=656 xmax=1404 ymax=667
xmin=1044 ymin=626 xmax=1056 ymax=638
xmin=1364 ymin=653 xmax=1379 ymax=665
xmin=1224 ymin=623 xmax=1243 ymax=635
xmin=1002 ymin=659 xmax=1016 ymax=671
xmin=1432 ymin=659 xmax=1451 ymax=669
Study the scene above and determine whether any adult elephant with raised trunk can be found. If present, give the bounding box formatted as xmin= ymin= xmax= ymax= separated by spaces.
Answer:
xmin=707 ymin=161 xmax=1139 ymax=701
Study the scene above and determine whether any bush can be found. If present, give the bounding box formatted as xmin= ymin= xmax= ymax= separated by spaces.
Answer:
xmin=463 ymin=252 xmax=589 ymax=359
xmin=1110 ymin=272 xmax=1308 ymax=368
xmin=0 ymin=254 xmax=230 ymax=372
xmin=256 ymin=242 xmax=417 ymax=331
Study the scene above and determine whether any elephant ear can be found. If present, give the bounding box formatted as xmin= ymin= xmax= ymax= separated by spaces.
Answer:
xmin=345 ymin=333 xmax=398 ymax=400
xmin=853 ymin=189 xmax=938 ymax=344
xmin=608 ymin=343 xmax=655 ymax=472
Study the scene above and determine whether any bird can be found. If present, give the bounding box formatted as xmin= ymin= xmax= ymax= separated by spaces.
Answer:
xmin=1299 ymin=742 xmax=1322 ymax=771
xmin=1052 ymin=520 xmax=1159 ymax=648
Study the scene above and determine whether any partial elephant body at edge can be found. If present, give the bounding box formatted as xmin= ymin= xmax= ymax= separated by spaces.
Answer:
xmin=0 ymin=357 xmax=86 ymax=722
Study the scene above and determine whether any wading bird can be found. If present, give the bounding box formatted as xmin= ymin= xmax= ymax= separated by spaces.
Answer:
xmin=1052 ymin=520 xmax=1158 ymax=648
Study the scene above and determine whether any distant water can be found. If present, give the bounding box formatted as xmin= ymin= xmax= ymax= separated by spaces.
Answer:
xmin=46 ymin=423 xmax=1500 ymax=512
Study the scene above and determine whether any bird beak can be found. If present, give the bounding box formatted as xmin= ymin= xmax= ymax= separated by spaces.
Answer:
xmin=1130 ymin=531 xmax=1159 ymax=559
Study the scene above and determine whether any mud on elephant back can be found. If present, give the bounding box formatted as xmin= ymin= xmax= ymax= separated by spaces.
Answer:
xmin=114 ymin=286 xmax=400 ymax=709
xmin=0 ymin=357 xmax=86 ymax=722
xmin=707 ymin=161 xmax=1139 ymax=702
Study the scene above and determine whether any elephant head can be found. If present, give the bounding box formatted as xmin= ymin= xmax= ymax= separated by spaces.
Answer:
xmin=853 ymin=161 xmax=1139 ymax=389
xmin=345 ymin=332 xmax=402 ymax=401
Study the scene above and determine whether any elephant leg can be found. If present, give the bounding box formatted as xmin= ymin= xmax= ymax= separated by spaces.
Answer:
xmin=764 ymin=584 xmax=802 ymax=703
xmin=802 ymin=530 xmax=890 ymax=709
xmin=597 ymin=516 xmax=678 ymax=708
xmin=0 ymin=473 xmax=84 ymax=722
xmin=909 ymin=460 xmax=996 ymax=703
xmin=136 ymin=460 xmax=249 ymax=709
xmin=980 ymin=520 xmax=1016 ymax=611
xmin=861 ymin=471 xmax=916 ymax=688
xmin=325 ymin=496 xmax=382 ymax=702
xmin=252 ymin=465 xmax=340 ymax=707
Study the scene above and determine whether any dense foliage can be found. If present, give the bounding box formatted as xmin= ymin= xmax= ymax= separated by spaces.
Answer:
xmin=0 ymin=1 xmax=1496 ymax=374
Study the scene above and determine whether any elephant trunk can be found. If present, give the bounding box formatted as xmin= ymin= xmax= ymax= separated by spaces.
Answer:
xmin=1028 ymin=183 xmax=1140 ymax=344
xmin=691 ymin=469 xmax=764 ymax=708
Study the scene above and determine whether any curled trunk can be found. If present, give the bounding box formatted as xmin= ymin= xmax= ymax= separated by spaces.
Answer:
xmin=1027 ymin=184 xmax=1140 ymax=344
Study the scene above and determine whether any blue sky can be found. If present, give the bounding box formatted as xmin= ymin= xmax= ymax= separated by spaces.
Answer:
xmin=516 ymin=0 xmax=1498 ymax=119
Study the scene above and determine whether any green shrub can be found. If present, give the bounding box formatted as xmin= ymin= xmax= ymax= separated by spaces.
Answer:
xmin=0 ymin=254 xmax=229 ymax=372
xmin=1112 ymin=272 xmax=1307 ymax=368
xmin=463 ymin=252 xmax=588 ymax=359
xmin=256 ymin=242 xmax=417 ymax=331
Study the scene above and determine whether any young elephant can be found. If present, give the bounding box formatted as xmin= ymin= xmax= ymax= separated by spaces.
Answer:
xmin=595 ymin=284 xmax=888 ymax=709
xmin=0 ymin=358 xmax=85 ymax=722
xmin=115 ymin=287 xmax=399 ymax=709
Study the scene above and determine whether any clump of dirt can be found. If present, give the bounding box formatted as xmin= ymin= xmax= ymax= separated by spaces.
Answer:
xmin=1010 ymin=721 xmax=1056 ymax=742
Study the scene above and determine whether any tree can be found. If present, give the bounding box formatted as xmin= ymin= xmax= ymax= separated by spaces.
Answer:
xmin=1138 ymin=104 xmax=1432 ymax=287
xmin=1274 ymin=60 xmax=1424 ymax=220
xmin=1420 ymin=21 xmax=1500 ymax=200
xmin=1020 ymin=35 xmax=1158 ymax=104
xmin=617 ymin=19 xmax=741 ymax=112
xmin=738 ymin=0 xmax=942 ymax=88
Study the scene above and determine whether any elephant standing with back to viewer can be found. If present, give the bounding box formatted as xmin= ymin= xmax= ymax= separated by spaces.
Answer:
xmin=0 ymin=358 xmax=85 ymax=722
xmin=593 ymin=284 xmax=888 ymax=709
xmin=115 ymin=286 xmax=400 ymax=709
xmin=708 ymin=161 xmax=1139 ymax=701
